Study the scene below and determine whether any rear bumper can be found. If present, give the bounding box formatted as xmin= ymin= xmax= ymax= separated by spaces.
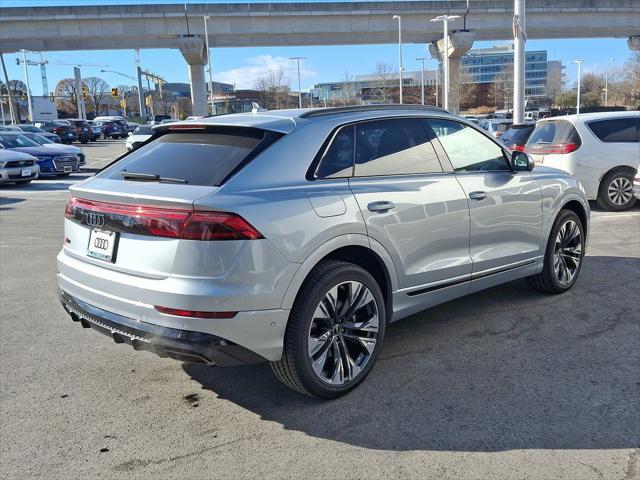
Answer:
xmin=59 ymin=289 xmax=267 ymax=366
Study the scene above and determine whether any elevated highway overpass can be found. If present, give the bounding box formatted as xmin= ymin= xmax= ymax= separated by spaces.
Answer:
xmin=1 ymin=1 xmax=638 ymax=115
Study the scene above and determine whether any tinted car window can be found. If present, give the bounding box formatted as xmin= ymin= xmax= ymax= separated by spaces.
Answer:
xmin=316 ymin=125 xmax=355 ymax=178
xmin=101 ymin=129 xmax=267 ymax=186
xmin=354 ymin=118 xmax=442 ymax=176
xmin=428 ymin=119 xmax=510 ymax=172
xmin=501 ymin=125 xmax=534 ymax=144
xmin=527 ymin=120 xmax=579 ymax=145
xmin=133 ymin=125 xmax=154 ymax=135
xmin=18 ymin=125 xmax=42 ymax=133
xmin=587 ymin=118 xmax=639 ymax=143
xmin=0 ymin=133 xmax=41 ymax=148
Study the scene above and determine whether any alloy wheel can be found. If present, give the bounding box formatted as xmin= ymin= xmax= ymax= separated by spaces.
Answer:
xmin=607 ymin=177 xmax=633 ymax=206
xmin=308 ymin=281 xmax=379 ymax=385
xmin=553 ymin=219 xmax=582 ymax=286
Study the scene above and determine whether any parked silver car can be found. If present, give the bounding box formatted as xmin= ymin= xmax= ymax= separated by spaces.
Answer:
xmin=0 ymin=149 xmax=39 ymax=184
xmin=58 ymin=106 xmax=590 ymax=398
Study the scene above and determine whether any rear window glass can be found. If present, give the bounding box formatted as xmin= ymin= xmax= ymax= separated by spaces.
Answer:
xmin=501 ymin=125 xmax=533 ymax=144
xmin=587 ymin=118 xmax=639 ymax=143
xmin=101 ymin=129 xmax=266 ymax=186
xmin=492 ymin=123 xmax=512 ymax=133
xmin=527 ymin=120 xmax=579 ymax=145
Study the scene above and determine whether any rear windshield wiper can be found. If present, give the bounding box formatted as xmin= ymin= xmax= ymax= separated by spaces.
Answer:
xmin=121 ymin=171 xmax=188 ymax=184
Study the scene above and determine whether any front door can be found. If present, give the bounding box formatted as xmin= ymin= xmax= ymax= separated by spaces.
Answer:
xmin=426 ymin=118 xmax=543 ymax=289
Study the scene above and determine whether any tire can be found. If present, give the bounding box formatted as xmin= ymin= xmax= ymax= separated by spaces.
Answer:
xmin=526 ymin=209 xmax=585 ymax=294
xmin=596 ymin=170 xmax=636 ymax=211
xmin=271 ymin=260 xmax=386 ymax=399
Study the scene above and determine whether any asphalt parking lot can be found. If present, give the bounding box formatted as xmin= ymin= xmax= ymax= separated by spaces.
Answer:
xmin=1 ymin=139 xmax=639 ymax=479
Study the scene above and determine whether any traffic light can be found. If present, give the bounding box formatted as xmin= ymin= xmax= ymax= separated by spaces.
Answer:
xmin=111 ymin=87 xmax=119 ymax=97
xmin=21 ymin=92 xmax=27 ymax=101
xmin=82 ymin=86 xmax=88 ymax=99
xmin=49 ymin=92 xmax=55 ymax=102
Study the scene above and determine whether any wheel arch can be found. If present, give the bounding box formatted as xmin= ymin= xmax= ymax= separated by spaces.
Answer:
xmin=280 ymin=235 xmax=398 ymax=321
xmin=598 ymin=164 xmax=638 ymax=191
xmin=561 ymin=199 xmax=589 ymax=237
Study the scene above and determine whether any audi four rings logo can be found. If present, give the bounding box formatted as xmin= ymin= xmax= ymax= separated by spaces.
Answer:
xmin=93 ymin=238 xmax=110 ymax=250
xmin=84 ymin=212 xmax=105 ymax=228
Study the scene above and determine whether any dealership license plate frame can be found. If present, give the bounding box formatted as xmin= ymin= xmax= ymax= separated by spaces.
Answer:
xmin=87 ymin=229 xmax=119 ymax=263
xmin=21 ymin=168 xmax=31 ymax=177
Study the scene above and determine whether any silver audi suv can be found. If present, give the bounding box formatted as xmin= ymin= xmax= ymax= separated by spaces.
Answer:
xmin=58 ymin=106 xmax=589 ymax=398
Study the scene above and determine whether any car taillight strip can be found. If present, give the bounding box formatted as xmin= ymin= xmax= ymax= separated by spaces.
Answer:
xmin=526 ymin=143 xmax=579 ymax=155
xmin=64 ymin=197 xmax=263 ymax=241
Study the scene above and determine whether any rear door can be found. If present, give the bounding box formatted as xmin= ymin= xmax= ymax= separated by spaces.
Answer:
xmin=427 ymin=118 xmax=543 ymax=290
xmin=342 ymin=117 xmax=472 ymax=299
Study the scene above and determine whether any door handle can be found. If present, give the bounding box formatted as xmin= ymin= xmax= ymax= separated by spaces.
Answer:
xmin=468 ymin=191 xmax=489 ymax=201
xmin=367 ymin=201 xmax=396 ymax=213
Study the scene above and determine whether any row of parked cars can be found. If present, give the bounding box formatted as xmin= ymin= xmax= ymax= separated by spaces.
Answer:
xmin=470 ymin=111 xmax=639 ymax=211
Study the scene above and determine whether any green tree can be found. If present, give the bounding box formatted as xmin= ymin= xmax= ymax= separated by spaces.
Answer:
xmin=582 ymin=91 xmax=601 ymax=107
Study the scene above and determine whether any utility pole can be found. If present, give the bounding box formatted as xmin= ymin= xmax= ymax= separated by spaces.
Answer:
xmin=73 ymin=66 xmax=86 ymax=120
xmin=431 ymin=15 xmax=460 ymax=111
xmin=513 ymin=0 xmax=526 ymax=124
xmin=20 ymin=50 xmax=34 ymax=122
xmin=417 ymin=57 xmax=428 ymax=105
xmin=605 ymin=57 xmax=614 ymax=107
xmin=289 ymin=57 xmax=306 ymax=108
xmin=0 ymin=53 xmax=17 ymax=124
xmin=393 ymin=15 xmax=403 ymax=104
xmin=135 ymin=49 xmax=146 ymax=120
xmin=573 ymin=59 xmax=583 ymax=114
xmin=204 ymin=16 xmax=214 ymax=114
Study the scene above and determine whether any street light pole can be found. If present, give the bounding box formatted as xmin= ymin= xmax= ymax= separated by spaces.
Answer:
xmin=573 ymin=59 xmax=583 ymax=114
xmin=416 ymin=57 xmax=427 ymax=105
xmin=430 ymin=15 xmax=460 ymax=111
xmin=204 ymin=16 xmax=214 ymax=114
xmin=289 ymin=57 xmax=306 ymax=108
xmin=513 ymin=0 xmax=526 ymax=124
xmin=20 ymin=50 xmax=34 ymax=122
xmin=605 ymin=57 xmax=614 ymax=107
xmin=393 ymin=15 xmax=403 ymax=104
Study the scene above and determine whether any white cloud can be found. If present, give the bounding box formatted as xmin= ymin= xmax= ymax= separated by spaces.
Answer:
xmin=215 ymin=55 xmax=315 ymax=90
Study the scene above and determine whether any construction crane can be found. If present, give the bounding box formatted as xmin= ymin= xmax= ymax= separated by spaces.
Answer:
xmin=16 ymin=54 xmax=108 ymax=95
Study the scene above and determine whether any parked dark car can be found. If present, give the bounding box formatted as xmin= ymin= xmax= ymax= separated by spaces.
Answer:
xmin=500 ymin=123 xmax=536 ymax=151
xmin=65 ymin=119 xmax=93 ymax=144
xmin=96 ymin=121 xmax=123 ymax=139
xmin=13 ymin=124 xmax=61 ymax=143
xmin=0 ymin=132 xmax=81 ymax=176
xmin=38 ymin=120 xmax=77 ymax=144
xmin=86 ymin=121 xmax=103 ymax=141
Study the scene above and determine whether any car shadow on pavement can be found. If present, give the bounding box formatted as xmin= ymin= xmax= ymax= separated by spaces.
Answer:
xmin=183 ymin=255 xmax=640 ymax=452
xmin=0 ymin=196 xmax=26 ymax=210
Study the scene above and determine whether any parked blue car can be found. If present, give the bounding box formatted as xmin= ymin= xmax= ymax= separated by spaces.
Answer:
xmin=20 ymin=132 xmax=86 ymax=167
xmin=0 ymin=132 xmax=82 ymax=176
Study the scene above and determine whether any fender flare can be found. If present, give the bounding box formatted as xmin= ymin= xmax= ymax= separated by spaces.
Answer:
xmin=280 ymin=233 xmax=399 ymax=311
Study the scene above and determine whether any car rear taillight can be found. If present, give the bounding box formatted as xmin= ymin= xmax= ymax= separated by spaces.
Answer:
xmin=508 ymin=144 xmax=526 ymax=152
xmin=154 ymin=306 xmax=237 ymax=319
xmin=526 ymin=143 xmax=580 ymax=154
xmin=64 ymin=197 xmax=263 ymax=241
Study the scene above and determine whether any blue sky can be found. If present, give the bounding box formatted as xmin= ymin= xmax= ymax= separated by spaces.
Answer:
xmin=2 ymin=0 xmax=632 ymax=96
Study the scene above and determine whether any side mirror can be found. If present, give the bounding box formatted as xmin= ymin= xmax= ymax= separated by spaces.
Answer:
xmin=511 ymin=151 xmax=534 ymax=172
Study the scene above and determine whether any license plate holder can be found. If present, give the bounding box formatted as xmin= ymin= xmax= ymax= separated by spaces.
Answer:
xmin=21 ymin=168 xmax=31 ymax=177
xmin=87 ymin=229 xmax=119 ymax=263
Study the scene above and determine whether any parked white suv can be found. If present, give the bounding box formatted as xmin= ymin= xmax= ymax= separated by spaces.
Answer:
xmin=526 ymin=111 xmax=639 ymax=211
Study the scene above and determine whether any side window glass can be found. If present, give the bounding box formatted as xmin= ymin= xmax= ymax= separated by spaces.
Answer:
xmin=428 ymin=119 xmax=510 ymax=172
xmin=354 ymin=118 xmax=442 ymax=176
xmin=587 ymin=118 xmax=639 ymax=143
xmin=316 ymin=125 xmax=355 ymax=178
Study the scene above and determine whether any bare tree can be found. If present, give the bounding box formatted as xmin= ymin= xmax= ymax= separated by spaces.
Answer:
xmin=55 ymin=78 xmax=79 ymax=115
xmin=174 ymin=97 xmax=192 ymax=119
xmin=493 ymin=63 xmax=514 ymax=109
xmin=340 ymin=70 xmax=359 ymax=105
xmin=83 ymin=76 xmax=110 ymax=115
xmin=373 ymin=62 xmax=396 ymax=103
xmin=152 ymin=90 xmax=176 ymax=116
xmin=253 ymin=67 xmax=290 ymax=109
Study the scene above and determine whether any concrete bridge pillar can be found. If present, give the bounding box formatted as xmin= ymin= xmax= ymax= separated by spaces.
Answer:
xmin=178 ymin=35 xmax=209 ymax=117
xmin=429 ymin=31 xmax=475 ymax=114
xmin=628 ymin=36 xmax=640 ymax=51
